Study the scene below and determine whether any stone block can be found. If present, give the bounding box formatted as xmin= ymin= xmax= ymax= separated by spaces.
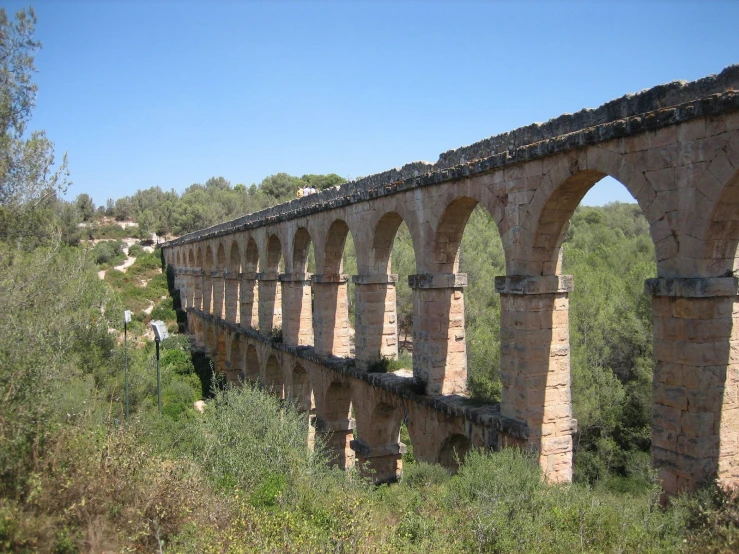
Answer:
xmin=653 ymin=404 xmax=681 ymax=432
xmin=652 ymin=425 xmax=678 ymax=451
xmin=680 ymin=411 xmax=718 ymax=437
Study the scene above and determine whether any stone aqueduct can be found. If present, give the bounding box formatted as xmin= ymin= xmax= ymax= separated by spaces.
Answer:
xmin=163 ymin=66 xmax=739 ymax=494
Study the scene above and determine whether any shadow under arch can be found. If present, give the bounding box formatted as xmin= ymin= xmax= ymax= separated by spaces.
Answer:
xmin=437 ymin=433 xmax=471 ymax=474
xmin=291 ymin=362 xmax=312 ymax=412
xmin=704 ymin=168 xmax=739 ymax=277
xmin=352 ymin=400 xmax=405 ymax=483
xmin=193 ymin=247 xmax=204 ymax=310
xmin=293 ymin=227 xmax=313 ymax=272
xmin=213 ymin=243 xmax=227 ymax=318
xmin=280 ymin=227 xmax=315 ymax=346
xmin=227 ymin=335 xmax=243 ymax=384
xmin=244 ymin=343 xmax=260 ymax=382
xmin=263 ymin=354 xmax=284 ymax=398
xmin=411 ymin=196 xmax=505 ymax=395
xmin=240 ymin=237 xmax=260 ymax=328
xmin=203 ymin=245 xmax=215 ymax=313
xmin=313 ymin=219 xmax=355 ymax=357
xmin=259 ymin=234 xmax=283 ymax=334
xmin=434 ymin=196 xmax=480 ymax=273
xmin=315 ymin=380 xmax=355 ymax=469
xmin=225 ymin=240 xmax=241 ymax=322
xmin=354 ymin=211 xmax=419 ymax=368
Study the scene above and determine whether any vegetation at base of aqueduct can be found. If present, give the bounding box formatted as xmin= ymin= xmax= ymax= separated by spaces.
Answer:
xmin=2 ymin=6 xmax=739 ymax=552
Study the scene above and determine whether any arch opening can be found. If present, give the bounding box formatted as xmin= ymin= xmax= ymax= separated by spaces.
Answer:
xmin=291 ymin=363 xmax=311 ymax=412
xmin=369 ymin=402 xmax=402 ymax=447
xmin=244 ymin=344 xmax=259 ymax=382
xmin=525 ymin=171 xmax=657 ymax=486
xmin=259 ymin=234 xmax=283 ymax=335
xmin=437 ymin=434 xmax=471 ymax=474
xmin=704 ymin=168 xmax=739 ymax=276
xmin=313 ymin=220 xmax=355 ymax=357
xmin=264 ymin=354 xmax=284 ymax=398
xmin=228 ymin=337 xmax=244 ymax=384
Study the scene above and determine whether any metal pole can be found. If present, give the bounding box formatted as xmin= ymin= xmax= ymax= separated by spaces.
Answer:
xmin=124 ymin=320 xmax=129 ymax=421
xmin=156 ymin=338 xmax=162 ymax=414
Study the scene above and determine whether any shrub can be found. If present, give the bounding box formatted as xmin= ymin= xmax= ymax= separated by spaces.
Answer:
xmin=90 ymin=224 xmax=129 ymax=240
xmin=128 ymin=243 xmax=145 ymax=258
xmin=92 ymin=240 xmax=125 ymax=267
xmin=151 ymin=297 xmax=176 ymax=322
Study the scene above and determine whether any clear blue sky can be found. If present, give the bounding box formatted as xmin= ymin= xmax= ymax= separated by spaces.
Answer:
xmin=7 ymin=0 xmax=739 ymax=208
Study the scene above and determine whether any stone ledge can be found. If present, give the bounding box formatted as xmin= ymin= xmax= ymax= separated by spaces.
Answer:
xmin=210 ymin=270 xmax=223 ymax=278
xmin=164 ymin=67 xmax=739 ymax=249
xmin=313 ymin=416 xmax=355 ymax=433
xmin=256 ymin=271 xmax=280 ymax=281
xmin=495 ymin=275 xmax=574 ymax=295
xmin=350 ymin=439 xmax=407 ymax=458
xmin=408 ymin=273 xmax=468 ymax=289
xmin=352 ymin=274 xmax=399 ymax=285
xmin=645 ymin=277 xmax=738 ymax=297
xmin=279 ymin=272 xmax=313 ymax=283
xmin=223 ymin=270 xmax=239 ymax=279
xmin=186 ymin=308 xmax=528 ymax=441
xmin=312 ymin=273 xmax=349 ymax=284
xmin=238 ymin=271 xmax=258 ymax=280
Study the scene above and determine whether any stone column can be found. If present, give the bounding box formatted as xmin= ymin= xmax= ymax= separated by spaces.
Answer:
xmin=279 ymin=272 xmax=314 ymax=346
xmin=496 ymin=275 xmax=575 ymax=484
xmin=646 ymin=277 xmax=739 ymax=495
xmin=211 ymin=271 xmax=225 ymax=319
xmin=187 ymin=312 xmax=200 ymax=346
xmin=178 ymin=269 xmax=189 ymax=310
xmin=239 ymin=272 xmax=258 ymax=328
xmin=187 ymin=269 xmax=197 ymax=310
xmin=353 ymin=274 xmax=398 ymax=370
xmin=193 ymin=269 xmax=204 ymax=311
xmin=408 ymin=273 xmax=467 ymax=395
xmin=257 ymin=271 xmax=282 ymax=336
xmin=224 ymin=270 xmax=240 ymax=323
xmin=202 ymin=270 xmax=213 ymax=313
xmin=312 ymin=274 xmax=351 ymax=357
xmin=314 ymin=415 xmax=355 ymax=470
xmin=172 ymin=267 xmax=182 ymax=297
xmin=350 ymin=439 xmax=405 ymax=484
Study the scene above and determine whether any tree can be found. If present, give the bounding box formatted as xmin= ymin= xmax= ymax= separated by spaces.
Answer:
xmin=301 ymin=173 xmax=345 ymax=191
xmin=0 ymin=7 xmax=70 ymax=242
xmin=75 ymin=193 xmax=95 ymax=221
xmin=137 ymin=208 xmax=155 ymax=239
xmin=205 ymin=176 xmax=230 ymax=191
xmin=260 ymin=173 xmax=305 ymax=200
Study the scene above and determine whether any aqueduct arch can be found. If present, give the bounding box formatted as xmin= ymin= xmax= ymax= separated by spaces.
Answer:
xmin=168 ymin=66 xmax=739 ymax=494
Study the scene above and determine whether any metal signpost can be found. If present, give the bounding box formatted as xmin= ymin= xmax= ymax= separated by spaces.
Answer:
xmin=124 ymin=310 xmax=132 ymax=421
xmin=150 ymin=320 xmax=169 ymax=414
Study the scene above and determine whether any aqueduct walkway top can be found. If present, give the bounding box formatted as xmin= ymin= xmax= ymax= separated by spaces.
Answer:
xmin=163 ymin=65 xmax=739 ymax=493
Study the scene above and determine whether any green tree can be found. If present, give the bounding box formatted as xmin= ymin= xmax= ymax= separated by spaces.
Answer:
xmin=260 ymin=172 xmax=305 ymax=200
xmin=137 ymin=208 xmax=155 ymax=239
xmin=75 ymin=192 xmax=95 ymax=221
xmin=0 ymin=7 xmax=70 ymax=243
xmin=301 ymin=173 xmax=345 ymax=190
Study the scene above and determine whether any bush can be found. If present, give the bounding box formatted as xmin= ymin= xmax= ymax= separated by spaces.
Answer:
xmin=151 ymin=297 xmax=176 ymax=322
xmin=90 ymin=224 xmax=129 ymax=240
xmin=91 ymin=240 xmax=125 ymax=267
xmin=128 ymin=243 xmax=145 ymax=258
